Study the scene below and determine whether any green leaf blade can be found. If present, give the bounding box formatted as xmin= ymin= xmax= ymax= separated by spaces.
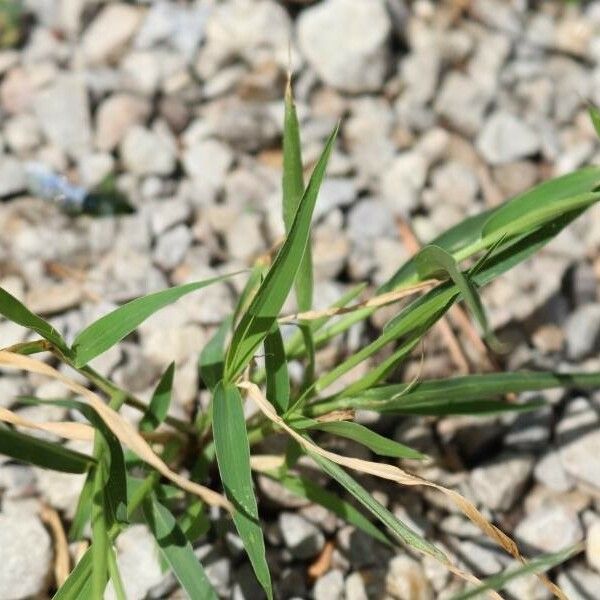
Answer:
xmin=264 ymin=324 xmax=290 ymax=414
xmin=225 ymin=125 xmax=338 ymax=381
xmin=140 ymin=362 xmax=175 ymax=432
xmin=213 ymin=382 xmax=272 ymax=599
xmin=72 ymin=274 xmax=238 ymax=367
xmin=143 ymin=495 xmax=217 ymax=600
xmin=0 ymin=426 xmax=94 ymax=473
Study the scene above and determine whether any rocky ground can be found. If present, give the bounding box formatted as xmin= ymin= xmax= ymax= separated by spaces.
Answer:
xmin=1 ymin=0 xmax=600 ymax=598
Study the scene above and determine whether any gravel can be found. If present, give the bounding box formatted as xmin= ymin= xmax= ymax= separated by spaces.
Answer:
xmin=0 ymin=511 xmax=52 ymax=599
xmin=298 ymin=0 xmax=391 ymax=93
xmin=279 ymin=512 xmax=325 ymax=560
xmin=470 ymin=452 xmax=535 ymax=512
xmin=1 ymin=1 xmax=600 ymax=597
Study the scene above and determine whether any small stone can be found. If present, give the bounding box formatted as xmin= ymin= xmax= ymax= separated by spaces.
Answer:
xmin=0 ymin=155 xmax=26 ymax=197
xmin=515 ymin=503 xmax=583 ymax=553
xmin=4 ymin=113 xmax=41 ymax=153
xmin=586 ymin=520 xmax=600 ymax=572
xmin=279 ymin=512 xmax=325 ymax=559
xmin=120 ymin=125 xmax=177 ymax=176
xmin=470 ymin=452 xmax=534 ymax=511
xmin=345 ymin=572 xmax=368 ymax=600
xmin=430 ymin=161 xmax=479 ymax=210
xmin=25 ymin=282 xmax=82 ymax=315
xmin=454 ymin=539 xmax=504 ymax=576
xmin=225 ymin=212 xmax=264 ymax=263
xmin=534 ymin=450 xmax=574 ymax=493
xmin=182 ymin=138 xmax=233 ymax=188
xmin=434 ymin=73 xmax=491 ymax=136
xmin=557 ymin=565 xmax=600 ymax=600
xmin=95 ymin=94 xmax=151 ymax=151
xmin=564 ymin=304 xmax=600 ymax=360
xmin=143 ymin=323 xmax=204 ymax=367
xmin=0 ymin=511 xmax=52 ymax=598
xmin=381 ymin=151 xmax=428 ymax=215
xmin=504 ymin=406 xmax=551 ymax=451
xmin=314 ymin=569 xmax=344 ymax=600
xmin=502 ymin=559 xmax=552 ymax=600
xmin=153 ymin=224 xmax=192 ymax=270
xmin=33 ymin=74 xmax=92 ymax=159
xmin=557 ymin=397 xmax=600 ymax=489
xmin=149 ymin=199 xmax=191 ymax=236
xmin=106 ymin=525 xmax=163 ymax=600
xmin=386 ymin=555 xmax=433 ymax=600
xmin=298 ymin=0 xmax=391 ymax=93
xmin=78 ymin=152 xmax=115 ymax=188
xmin=313 ymin=178 xmax=356 ymax=220
xmin=82 ymin=3 xmax=144 ymax=64
xmin=476 ymin=111 xmax=541 ymax=165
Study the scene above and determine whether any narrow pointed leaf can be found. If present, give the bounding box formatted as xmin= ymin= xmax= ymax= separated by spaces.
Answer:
xmin=451 ymin=545 xmax=579 ymax=600
xmin=199 ymin=316 xmax=232 ymax=393
xmin=52 ymin=546 xmax=93 ymax=599
xmin=310 ymin=451 xmax=446 ymax=562
xmin=263 ymin=470 xmax=390 ymax=545
xmin=213 ymin=382 xmax=272 ymax=599
xmin=283 ymin=80 xmax=314 ymax=315
xmin=0 ymin=425 xmax=95 ymax=473
xmin=0 ymin=287 xmax=68 ymax=351
xmin=590 ymin=104 xmax=600 ymax=139
xmin=264 ymin=324 xmax=290 ymax=414
xmin=73 ymin=274 xmax=239 ymax=367
xmin=140 ymin=362 xmax=175 ymax=432
xmin=291 ymin=419 xmax=425 ymax=460
xmin=482 ymin=168 xmax=600 ymax=240
xmin=225 ymin=126 xmax=338 ymax=380
xmin=143 ymin=495 xmax=217 ymax=599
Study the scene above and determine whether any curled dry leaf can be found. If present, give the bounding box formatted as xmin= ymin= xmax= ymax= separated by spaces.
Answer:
xmin=249 ymin=454 xmax=286 ymax=471
xmin=0 ymin=406 xmax=95 ymax=441
xmin=239 ymin=381 xmax=566 ymax=600
xmin=40 ymin=504 xmax=70 ymax=587
xmin=0 ymin=351 xmax=232 ymax=512
xmin=278 ymin=280 xmax=434 ymax=324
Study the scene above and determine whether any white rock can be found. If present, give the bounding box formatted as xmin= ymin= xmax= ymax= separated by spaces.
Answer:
xmin=564 ymin=304 xmax=600 ymax=360
xmin=298 ymin=0 xmax=391 ymax=93
xmin=557 ymin=397 xmax=600 ymax=489
xmin=81 ymin=3 xmax=144 ymax=65
xmin=33 ymin=74 xmax=92 ymax=158
xmin=78 ymin=152 xmax=114 ymax=188
xmin=135 ymin=1 xmax=209 ymax=61
xmin=153 ymin=224 xmax=192 ymax=270
xmin=279 ymin=512 xmax=325 ymax=559
xmin=4 ymin=113 xmax=41 ymax=153
xmin=143 ymin=323 xmax=205 ymax=367
xmin=586 ymin=520 xmax=600 ymax=572
xmin=0 ymin=512 xmax=52 ymax=599
xmin=204 ymin=0 xmax=292 ymax=69
xmin=345 ymin=572 xmax=368 ymax=600
xmin=430 ymin=161 xmax=479 ymax=210
xmin=381 ymin=151 xmax=428 ymax=215
xmin=476 ymin=111 xmax=541 ymax=165
xmin=105 ymin=525 xmax=163 ymax=600
xmin=386 ymin=555 xmax=433 ymax=600
xmin=557 ymin=565 xmax=600 ymax=600
xmin=120 ymin=125 xmax=176 ymax=176
xmin=470 ymin=453 xmax=534 ymax=512
xmin=182 ymin=138 xmax=233 ymax=188
xmin=515 ymin=503 xmax=583 ymax=553
xmin=0 ymin=155 xmax=26 ymax=197
xmin=225 ymin=212 xmax=264 ymax=263
xmin=95 ymin=93 xmax=151 ymax=151
xmin=314 ymin=569 xmax=344 ymax=600
xmin=435 ymin=72 xmax=491 ymax=136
